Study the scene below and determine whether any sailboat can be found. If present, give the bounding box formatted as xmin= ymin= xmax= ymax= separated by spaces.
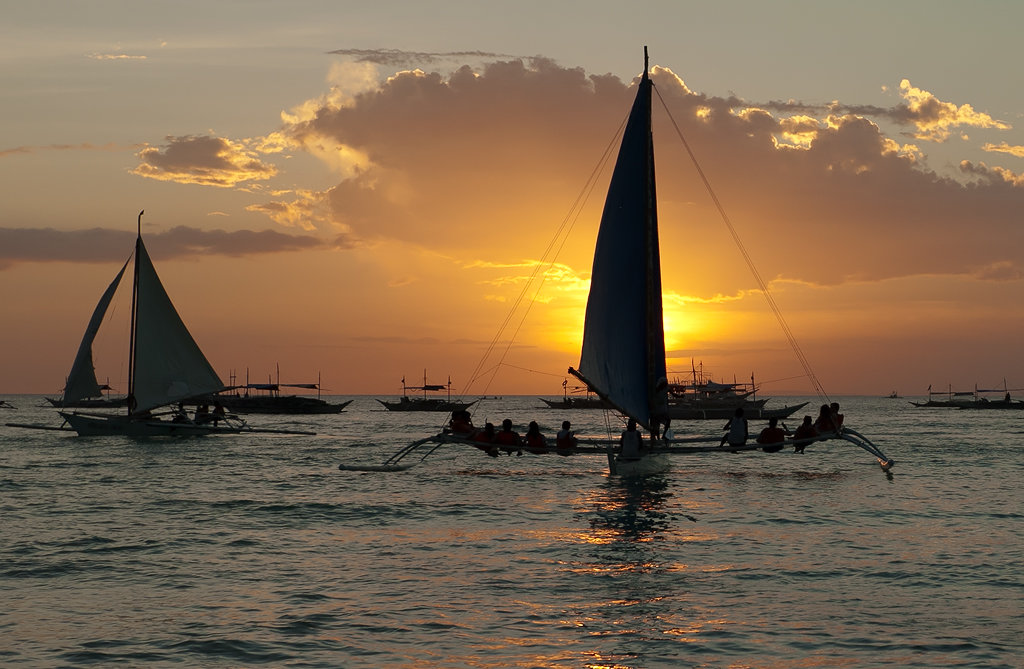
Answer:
xmin=345 ymin=49 xmax=893 ymax=475
xmin=564 ymin=48 xmax=671 ymax=475
xmin=10 ymin=211 xmax=313 ymax=437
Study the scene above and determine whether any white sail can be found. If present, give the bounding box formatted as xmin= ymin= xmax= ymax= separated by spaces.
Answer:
xmin=131 ymin=239 xmax=224 ymax=412
xmin=62 ymin=258 xmax=130 ymax=404
xmin=575 ymin=58 xmax=668 ymax=430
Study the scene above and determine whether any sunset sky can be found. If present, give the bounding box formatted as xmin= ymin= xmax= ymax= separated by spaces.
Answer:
xmin=2 ymin=1 xmax=1022 ymax=398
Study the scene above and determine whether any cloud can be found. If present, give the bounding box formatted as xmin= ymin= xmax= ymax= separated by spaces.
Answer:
xmin=327 ymin=48 xmax=517 ymax=69
xmin=132 ymin=135 xmax=277 ymax=187
xmin=88 ymin=53 xmax=147 ymax=60
xmin=0 ymin=142 xmax=140 ymax=158
xmin=983 ymin=142 xmax=1024 ymax=158
xmin=257 ymin=56 xmax=1022 ymax=291
xmin=0 ymin=226 xmax=326 ymax=270
xmin=893 ymin=79 xmax=1011 ymax=141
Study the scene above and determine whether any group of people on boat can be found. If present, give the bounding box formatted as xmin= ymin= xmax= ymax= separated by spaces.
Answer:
xmin=448 ymin=402 xmax=847 ymax=460
xmin=720 ymin=402 xmax=845 ymax=453
xmin=171 ymin=400 xmax=228 ymax=425
xmin=447 ymin=410 xmax=578 ymax=457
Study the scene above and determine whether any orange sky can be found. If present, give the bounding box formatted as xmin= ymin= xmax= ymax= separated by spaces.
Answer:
xmin=3 ymin=8 xmax=1023 ymax=398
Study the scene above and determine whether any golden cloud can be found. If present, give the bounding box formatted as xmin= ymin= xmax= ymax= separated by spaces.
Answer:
xmin=132 ymin=135 xmax=277 ymax=187
xmin=897 ymin=79 xmax=1011 ymax=142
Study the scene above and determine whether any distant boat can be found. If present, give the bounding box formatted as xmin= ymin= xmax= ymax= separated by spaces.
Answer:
xmin=910 ymin=382 xmax=1024 ymax=409
xmin=886 ymin=391 xmax=900 ymax=399
xmin=665 ymin=367 xmax=808 ymax=420
xmin=377 ymin=371 xmax=476 ymax=413
xmin=13 ymin=212 xmax=313 ymax=438
xmin=45 ymin=378 xmax=126 ymax=409
xmin=203 ymin=369 xmax=352 ymax=414
xmin=539 ymin=379 xmax=612 ymax=410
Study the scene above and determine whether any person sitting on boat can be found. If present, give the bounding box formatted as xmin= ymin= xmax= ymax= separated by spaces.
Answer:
xmin=756 ymin=417 xmax=789 ymax=453
xmin=555 ymin=420 xmax=577 ymax=456
xmin=212 ymin=401 xmax=226 ymax=424
xmin=448 ymin=409 xmax=474 ymax=435
xmin=194 ymin=403 xmax=210 ymax=424
xmin=829 ymin=402 xmax=844 ymax=431
xmin=720 ymin=407 xmax=748 ymax=451
xmin=814 ymin=403 xmax=841 ymax=434
xmin=494 ymin=418 xmax=523 ymax=456
xmin=619 ymin=418 xmax=644 ymax=460
xmin=793 ymin=415 xmax=818 ymax=453
xmin=524 ymin=420 xmax=549 ymax=454
xmin=474 ymin=422 xmax=499 ymax=457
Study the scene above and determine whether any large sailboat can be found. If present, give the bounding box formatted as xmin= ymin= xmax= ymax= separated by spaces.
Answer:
xmin=564 ymin=48 xmax=670 ymax=475
xmin=351 ymin=49 xmax=893 ymax=475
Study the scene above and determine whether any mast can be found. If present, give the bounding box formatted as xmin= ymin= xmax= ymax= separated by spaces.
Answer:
xmin=640 ymin=46 xmax=668 ymax=431
xmin=126 ymin=209 xmax=143 ymax=415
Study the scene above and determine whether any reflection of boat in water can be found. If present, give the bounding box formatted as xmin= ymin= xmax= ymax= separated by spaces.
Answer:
xmin=910 ymin=383 xmax=1024 ymax=409
xmin=355 ymin=49 xmax=893 ymax=476
xmin=10 ymin=212 xmax=313 ymax=438
xmin=377 ymin=371 xmax=476 ymax=412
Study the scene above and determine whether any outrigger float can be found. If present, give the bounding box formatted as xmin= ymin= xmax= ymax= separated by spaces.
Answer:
xmin=339 ymin=425 xmax=894 ymax=476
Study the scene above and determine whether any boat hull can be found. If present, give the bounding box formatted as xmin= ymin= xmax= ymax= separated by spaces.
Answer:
xmin=668 ymin=401 xmax=808 ymax=420
xmin=539 ymin=397 xmax=612 ymax=410
xmin=59 ymin=411 xmax=245 ymax=437
xmin=46 ymin=396 xmax=128 ymax=409
xmin=208 ymin=396 xmax=352 ymax=414
xmin=377 ymin=398 xmax=476 ymax=412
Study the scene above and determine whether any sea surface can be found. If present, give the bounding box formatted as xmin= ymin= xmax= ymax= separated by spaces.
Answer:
xmin=1 ymin=394 xmax=1020 ymax=668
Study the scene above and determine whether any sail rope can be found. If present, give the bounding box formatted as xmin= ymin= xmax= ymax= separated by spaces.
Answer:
xmin=456 ymin=113 xmax=631 ymax=408
xmin=653 ymin=85 xmax=830 ymax=405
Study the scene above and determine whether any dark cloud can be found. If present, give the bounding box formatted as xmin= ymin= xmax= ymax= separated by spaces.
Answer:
xmin=274 ymin=57 xmax=1023 ymax=289
xmin=0 ymin=226 xmax=326 ymax=269
xmin=132 ymin=135 xmax=277 ymax=187
xmin=327 ymin=48 xmax=517 ymax=69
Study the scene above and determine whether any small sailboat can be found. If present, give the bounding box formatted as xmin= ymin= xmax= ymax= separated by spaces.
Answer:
xmin=10 ymin=211 xmax=314 ymax=437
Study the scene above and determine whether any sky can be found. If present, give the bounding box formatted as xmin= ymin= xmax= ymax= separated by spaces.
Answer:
xmin=2 ymin=1 xmax=1023 ymax=398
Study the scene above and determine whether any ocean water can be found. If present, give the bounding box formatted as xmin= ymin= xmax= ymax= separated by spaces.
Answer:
xmin=1 ymin=394 xmax=1020 ymax=668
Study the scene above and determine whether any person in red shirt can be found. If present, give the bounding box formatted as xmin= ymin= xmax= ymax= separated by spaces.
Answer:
xmin=494 ymin=418 xmax=523 ymax=455
xmin=756 ymin=417 xmax=788 ymax=453
xmin=524 ymin=420 xmax=548 ymax=454
xmin=792 ymin=415 xmax=819 ymax=453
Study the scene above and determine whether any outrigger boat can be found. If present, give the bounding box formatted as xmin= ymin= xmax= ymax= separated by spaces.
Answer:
xmin=8 ymin=212 xmax=314 ymax=438
xmin=200 ymin=368 xmax=352 ymax=414
xmin=377 ymin=371 xmax=476 ymax=413
xmin=341 ymin=49 xmax=893 ymax=475
xmin=910 ymin=382 xmax=1024 ymax=409
xmin=538 ymin=380 xmax=611 ymax=410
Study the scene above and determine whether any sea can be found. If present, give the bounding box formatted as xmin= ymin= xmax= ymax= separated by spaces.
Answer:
xmin=1 ymin=394 xmax=1020 ymax=668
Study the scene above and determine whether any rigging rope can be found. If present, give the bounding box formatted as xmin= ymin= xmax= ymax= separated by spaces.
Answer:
xmin=654 ymin=85 xmax=830 ymax=405
xmin=458 ymin=113 xmax=630 ymax=403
